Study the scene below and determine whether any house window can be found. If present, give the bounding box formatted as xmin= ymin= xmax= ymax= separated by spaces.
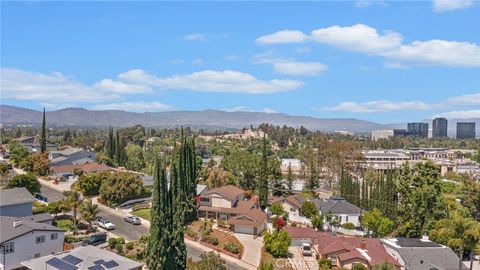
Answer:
xmin=346 ymin=216 xmax=349 ymax=222
xmin=200 ymin=197 xmax=210 ymax=202
xmin=36 ymin=235 xmax=45 ymax=244
xmin=330 ymin=255 xmax=337 ymax=266
xmin=0 ymin=242 xmax=14 ymax=254
xmin=290 ymin=207 xmax=296 ymax=212
xmin=51 ymin=233 xmax=58 ymax=240
xmin=35 ymin=253 xmax=41 ymax=258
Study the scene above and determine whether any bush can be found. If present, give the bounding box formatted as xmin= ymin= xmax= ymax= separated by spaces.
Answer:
xmin=186 ymin=227 xmax=197 ymax=238
xmin=318 ymin=258 xmax=331 ymax=270
xmin=223 ymin=242 xmax=240 ymax=254
xmin=352 ymin=263 xmax=367 ymax=270
xmin=203 ymin=234 xmax=219 ymax=246
xmin=108 ymin=238 xmax=117 ymax=249
xmin=116 ymin=237 xmax=125 ymax=244
xmin=125 ymin=242 xmax=134 ymax=250
xmin=263 ymin=229 xmax=291 ymax=258
xmin=341 ymin=222 xmax=356 ymax=230
xmin=115 ymin=243 xmax=123 ymax=253
xmin=99 ymin=172 xmax=147 ymax=206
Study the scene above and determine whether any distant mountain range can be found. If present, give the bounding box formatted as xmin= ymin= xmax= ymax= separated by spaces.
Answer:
xmin=1 ymin=105 xmax=479 ymax=135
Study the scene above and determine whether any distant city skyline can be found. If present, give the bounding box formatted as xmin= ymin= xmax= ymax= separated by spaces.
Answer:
xmin=1 ymin=1 xmax=479 ymax=123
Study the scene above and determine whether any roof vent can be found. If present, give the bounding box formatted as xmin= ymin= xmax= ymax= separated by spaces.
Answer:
xmin=421 ymin=235 xmax=429 ymax=241
xmin=13 ymin=220 xmax=23 ymax=227
xmin=360 ymin=239 xmax=367 ymax=249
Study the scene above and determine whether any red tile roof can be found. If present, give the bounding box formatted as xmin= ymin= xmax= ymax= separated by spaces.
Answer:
xmin=50 ymin=163 xmax=113 ymax=174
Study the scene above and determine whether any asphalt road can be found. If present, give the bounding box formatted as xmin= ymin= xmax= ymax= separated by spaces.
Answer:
xmin=39 ymin=183 xmax=249 ymax=269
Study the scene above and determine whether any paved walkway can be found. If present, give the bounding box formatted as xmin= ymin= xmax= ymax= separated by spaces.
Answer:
xmin=234 ymin=233 xmax=263 ymax=267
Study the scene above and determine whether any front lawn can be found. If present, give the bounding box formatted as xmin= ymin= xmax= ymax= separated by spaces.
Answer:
xmin=55 ymin=219 xmax=73 ymax=230
xmin=132 ymin=208 xmax=151 ymax=221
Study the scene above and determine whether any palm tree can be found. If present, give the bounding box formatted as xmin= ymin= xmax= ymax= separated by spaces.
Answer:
xmin=65 ymin=191 xmax=82 ymax=228
xmin=430 ymin=209 xmax=480 ymax=270
xmin=80 ymin=199 xmax=100 ymax=232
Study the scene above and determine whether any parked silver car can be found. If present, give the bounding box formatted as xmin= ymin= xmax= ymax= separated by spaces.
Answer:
xmin=124 ymin=215 xmax=141 ymax=225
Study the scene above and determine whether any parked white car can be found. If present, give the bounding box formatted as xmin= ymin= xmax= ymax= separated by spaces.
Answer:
xmin=301 ymin=243 xmax=313 ymax=256
xmin=97 ymin=218 xmax=115 ymax=230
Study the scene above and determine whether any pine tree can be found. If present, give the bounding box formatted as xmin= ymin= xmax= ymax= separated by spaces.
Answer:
xmin=40 ymin=108 xmax=46 ymax=153
xmin=259 ymin=134 xmax=269 ymax=210
xmin=286 ymin=163 xmax=294 ymax=195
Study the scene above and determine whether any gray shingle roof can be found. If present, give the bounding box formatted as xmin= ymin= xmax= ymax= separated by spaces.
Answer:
xmin=0 ymin=187 xmax=36 ymax=207
xmin=295 ymin=195 xmax=362 ymax=215
xmin=0 ymin=216 xmax=64 ymax=243
xmin=397 ymin=246 xmax=467 ymax=270
xmin=21 ymin=245 xmax=143 ymax=270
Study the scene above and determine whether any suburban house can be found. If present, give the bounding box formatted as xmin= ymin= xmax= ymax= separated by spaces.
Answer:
xmin=0 ymin=216 xmax=65 ymax=270
xmin=314 ymin=234 xmax=400 ymax=269
xmin=280 ymin=195 xmax=363 ymax=227
xmin=49 ymin=147 xmax=96 ymax=166
xmin=284 ymin=226 xmax=319 ymax=246
xmin=21 ymin=245 xmax=143 ymax=270
xmin=198 ymin=185 xmax=267 ymax=235
xmin=382 ymin=237 xmax=467 ymax=270
xmin=11 ymin=136 xmax=57 ymax=152
xmin=50 ymin=162 xmax=113 ymax=180
xmin=0 ymin=188 xmax=35 ymax=217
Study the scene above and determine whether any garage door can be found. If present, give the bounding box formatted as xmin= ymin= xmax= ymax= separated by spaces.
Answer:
xmin=235 ymin=225 xmax=254 ymax=235
xmin=291 ymin=238 xmax=311 ymax=246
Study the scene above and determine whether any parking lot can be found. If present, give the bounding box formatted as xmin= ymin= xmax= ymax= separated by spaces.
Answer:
xmin=288 ymin=246 xmax=319 ymax=270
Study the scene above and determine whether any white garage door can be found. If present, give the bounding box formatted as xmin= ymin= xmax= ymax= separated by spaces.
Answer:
xmin=291 ymin=238 xmax=311 ymax=246
xmin=235 ymin=225 xmax=254 ymax=235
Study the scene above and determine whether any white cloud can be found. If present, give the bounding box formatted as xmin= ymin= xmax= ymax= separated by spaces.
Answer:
xmin=0 ymin=68 xmax=120 ymax=103
xmin=383 ymin=40 xmax=480 ymax=67
xmin=310 ymin=24 xmax=402 ymax=53
xmin=221 ymin=106 xmax=277 ymax=113
xmin=92 ymin=101 xmax=175 ymax=112
xmin=354 ymin=0 xmax=389 ymax=8
xmin=272 ymin=61 xmax=328 ymax=76
xmin=322 ymin=100 xmax=432 ymax=113
xmin=94 ymin=79 xmax=153 ymax=94
xmin=433 ymin=0 xmax=475 ymax=11
xmin=255 ymin=30 xmax=309 ymax=45
xmin=184 ymin=33 xmax=208 ymax=41
xmin=119 ymin=69 xmax=304 ymax=94
xmin=433 ymin=110 xmax=480 ymax=118
xmin=256 ymin=24 xmax=480 ymax=68
xmin=447 ymin=93 xmax=480 ymax=105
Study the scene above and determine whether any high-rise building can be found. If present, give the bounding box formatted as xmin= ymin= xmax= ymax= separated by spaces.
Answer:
xmin=456 ymin=122 xmax=476 ymax=139
xmin=371 ymin=130 xmax=394 ymax=141
xmin=393 ymin=129 xmax=408 ymax=137
xmin=407 ymin=122 xmax=429 ymax=137
xmin=432 ymin=118 xmax=448 ymax=138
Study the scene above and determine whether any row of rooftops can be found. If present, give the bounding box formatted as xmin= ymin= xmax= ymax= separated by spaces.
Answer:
xmin=273 ymin=194 xmax=363 ymax=215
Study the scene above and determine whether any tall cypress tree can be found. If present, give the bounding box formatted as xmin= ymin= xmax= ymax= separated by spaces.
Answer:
xmin=170 ymin=162 xmax=187 ymax=269
xmin=40 ymin=108 xmax=46 ymax=153
xmin=259 ymin=134 xmax=269 ymax=210
xmin=107 ymin=126 xmax=115 ymax=160
xmin=286 ymin=163 xmax=294 ymax=195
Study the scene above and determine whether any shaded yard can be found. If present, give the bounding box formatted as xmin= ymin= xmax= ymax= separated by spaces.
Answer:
xmin=132 ymin=208 xmax=151 ymax=221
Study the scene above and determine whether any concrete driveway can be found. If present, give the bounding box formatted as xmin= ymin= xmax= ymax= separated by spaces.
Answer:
xmin=234 ymin=233 xmax=263 ymax=268
xmin=288 ymin=246 xmax=319 ymax=270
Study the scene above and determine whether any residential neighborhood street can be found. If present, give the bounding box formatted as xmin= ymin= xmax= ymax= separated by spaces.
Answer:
xmin=39 ymin=182 xmax=254 ymax=270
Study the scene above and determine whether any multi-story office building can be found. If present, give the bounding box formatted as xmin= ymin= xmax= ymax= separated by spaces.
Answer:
xmin=457 ymin=122 xmax=476 ymax=139
xmin=393 ymin=129 xmax=408 ymax=137
xmin=371 ymin=130 xmax=394 ymax=141
xmin=407 ymin=122 xmax=429 ymax=137
xmin=432 ymin=118 xmax=448 ymax=138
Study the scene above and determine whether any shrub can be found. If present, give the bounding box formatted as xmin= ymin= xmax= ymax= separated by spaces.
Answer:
xmin=125 ymin=242 xmax=134 ymax=250
xmin=116 ymin=237 xmax=125 ymax=244
xmin=108 ymin=238 xmax=117 ymax=249
xmin=341 ymin=222 xmax=356 ymax=230
xmin=132 ymin=203 xmax=150 ymax=212
xmin=318 ymin=258 xmax=331 ymax=270
xmin=203 ymin=234 xmax=219 ymax=246
xmin=352 ymin=263 xmax=367 ymax=270
xmin=223 ymin=242 xmax=240 ymax=254
xmin=263 ymin=229 xmax=291 ymax=258
xmin=186 ymin=227 xmax=197 ymax=238
xmin=291 ymin=221 xmax=298 ymax=227
xmin=115 ymin=243 xmax=123 ymax=253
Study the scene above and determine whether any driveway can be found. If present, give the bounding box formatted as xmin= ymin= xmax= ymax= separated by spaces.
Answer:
xmin=234 ymin=233 xmax=263 ymax=268
xmin=288 ymin=246 xmax=319 ymax=270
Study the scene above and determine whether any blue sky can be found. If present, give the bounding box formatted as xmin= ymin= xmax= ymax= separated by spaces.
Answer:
xmin=1 ymin=0 xmax=479 ymax=123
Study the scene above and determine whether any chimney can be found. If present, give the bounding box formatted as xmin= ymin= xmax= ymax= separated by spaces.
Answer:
xmin=360 ymin=239 xmax=367 ymax=250
xmin=13 ymin=220 xmax=23 ymax=227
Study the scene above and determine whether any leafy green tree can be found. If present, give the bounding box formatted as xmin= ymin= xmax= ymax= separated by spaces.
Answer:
xmin=80 ymin=199 xmax=99 ymax=232
xmin=397 ymin=161 xmax=446 ymax=237
xmin=30 ymin=152 xmax=49 ymax=176
xmin=461 ymin=177 xmax=480 ymax=219
xmin=7 ymin=173 xmax=40 ymax=194
xmin=258 ymin=262 xmax=274 ymax=270
xmin=75 ymin=171 xmax=109 ymax=196
xmin=125 ymin=144 xmax=145 ymax=171
xmin=429 ymin=209 xmax=480 ymax=270
xmin=270 ymin=203 xmax=285 ymax=216
xmin=263 ymin=229 xmax=291 ymax=258
xmin=300 ymin=201 xmax=318 ymax=218
xmin=8 ymin=142 xmax=29 ymax=166
xmin=40 ymin=108 xmax=46 ymax=153
xmin=99 ymin=172 xmax=146 ymax=206
xmin=195 ymin=251 xmax=226 ymax=270
xmin=65 ymin=191 xmax=82 ymax=228
xmin=311 ymin=214 xmax=324 ymax=231
xmin=0 ymin=163 xmax=7 ymax=176
xmin=361 ymin=208 xmax=394 ymax=237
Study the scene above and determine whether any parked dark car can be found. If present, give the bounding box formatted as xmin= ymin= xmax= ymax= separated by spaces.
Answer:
xmin=34 ymin=193 xmax=48 ymax=202
xmin=82 ymin=233 xmax=107 ymax=246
